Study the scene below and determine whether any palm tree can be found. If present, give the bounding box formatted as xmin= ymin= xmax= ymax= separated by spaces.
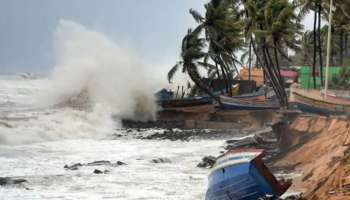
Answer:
xmin=167 ymin=27 xmax=220 ymax=102
xmin=189 ymin=0 xmax=244 ymax=94
xmin=243 ymin=0 xmax=302 ymax=107
xmin=298 ymin=0 xmax=325 ymax=87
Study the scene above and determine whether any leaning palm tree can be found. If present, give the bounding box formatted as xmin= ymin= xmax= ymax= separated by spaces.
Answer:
xmin=243 ymin=0 xmax=302 ymax=107
xmin=167 ymin=27 xmax=220 ymax=102
xmin=189 ymin=0 xmax=244 ymax=94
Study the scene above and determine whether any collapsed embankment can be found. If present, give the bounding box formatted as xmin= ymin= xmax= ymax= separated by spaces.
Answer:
xmin=274 ymin=115 xmax=350 ymax=200
xmin=123 ymin=106 xmax=350 ymax=199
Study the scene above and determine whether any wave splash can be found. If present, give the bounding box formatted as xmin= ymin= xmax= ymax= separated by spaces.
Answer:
xmin=39 ymin=20 xmax=157 ymax=121
xmin=0 ymin=20 xmax=158 ymax=145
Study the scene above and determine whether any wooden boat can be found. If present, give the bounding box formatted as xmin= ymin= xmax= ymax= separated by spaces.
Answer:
xmin=320 ymin=89 xmax=350 ymax=102
xmin=230 ymin=87 xmax=267 ymax=100
xmin=290 ymin=87 xmax=350 ymax=115
xmin=219 ymin=95 xmax=280 ymax=110
xmin=158 ymin=96 xmax=212 ymax=108
xmin=205 ymin=149 xmax=291 ymax=200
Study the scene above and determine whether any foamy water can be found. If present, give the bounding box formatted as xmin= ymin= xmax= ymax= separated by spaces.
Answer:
xmin=0 ymin=75 xmax=225 ymax=200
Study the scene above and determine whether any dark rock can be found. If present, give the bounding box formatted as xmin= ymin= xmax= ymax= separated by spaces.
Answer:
xmin=0 ymin=177 xmax=27 ymax=186
xmin=65 ymin=160 xmax=126 ymax=170
xmin=93 ymin=169 xmax=103 ymax=174
xmin=93 ymin=169 xmax=110 ymax=174
xmin=115 ymin=161 xmax=127 ymax=166
xmin=64 ymin=163 xmax=83 ymax=170
xmin=12 ymin=179 xmax=27 ymax=184
xmin=151 ymin=158 xmax=171 ymax=164
xmin=197 ymin=156 xmax=217 ymax=168
xmin=87 ymin=160 xmax=111 ymax=166
xmin=0 ymin=177 xmax=10 ymax=185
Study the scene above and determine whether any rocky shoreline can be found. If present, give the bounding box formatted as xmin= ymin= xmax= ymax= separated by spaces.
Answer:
xmin=1 ymin=108 xmax=349 ymax=200
xmin=122 ymin=109 xmax=350 ymax=200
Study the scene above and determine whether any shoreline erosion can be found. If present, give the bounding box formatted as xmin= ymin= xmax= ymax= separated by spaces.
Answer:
xmin=123 ymin=106 xmax=350 ymax=199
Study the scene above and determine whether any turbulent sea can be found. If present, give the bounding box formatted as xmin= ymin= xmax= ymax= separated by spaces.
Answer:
xmin=0 ymin=74 xmax=227 ymax=200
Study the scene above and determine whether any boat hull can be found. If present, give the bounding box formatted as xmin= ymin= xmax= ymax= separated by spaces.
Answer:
xmin=291 ymin=88 xmax=350 ymax=115
xmin=290 ymin=101 xmax=345 ymax=116
xmin=158 ymin=97 xmax=212 ymax=108
xmin=220 ymin=96 xmax=280 ymax=110
xmin=206 ymin=163 xmax=278 ymax=200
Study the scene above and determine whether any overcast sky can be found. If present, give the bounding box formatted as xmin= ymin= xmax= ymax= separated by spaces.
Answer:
xmin=0 ymin=0 xmax=313 ymax=73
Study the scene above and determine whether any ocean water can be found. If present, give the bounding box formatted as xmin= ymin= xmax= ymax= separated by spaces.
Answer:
xmin=0 ymin=75 xmax=225 ymax=200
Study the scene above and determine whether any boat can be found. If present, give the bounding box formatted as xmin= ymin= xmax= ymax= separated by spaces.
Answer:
xmin=230 ymin=86 xmax=268 ymax=100
xmin=205 ymin=149 xmax=291 ymax=200
xmin=320 ymin=89 xmax=350 ymax=102
xmin=290 ymin=87 xmax=350 ymax=115
xmin=291 ymin=0 xmax=349 ymax=116
xmin=219 ymin=95 xmax=280 ymax=110
xmin=158 ymin=96 xmax=213 ymax=108
xmin=155 ymin=89 xmax=213 ymax=108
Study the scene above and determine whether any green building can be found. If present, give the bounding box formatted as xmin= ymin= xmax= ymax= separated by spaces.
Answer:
xmin=298 ymin=66 xmax=343 ymax=89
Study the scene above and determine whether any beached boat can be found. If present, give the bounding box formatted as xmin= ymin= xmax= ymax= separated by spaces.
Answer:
xmin=155 ymin=89 xmax=213 ymax=108
xmin=158 ymin=96 xmax=212 ymax=108
xmin=219 ymin=95 xmax=280 ymax=110
xmin=230 ymin=86 xmax=267 ymax=100
xmin=290 ymin=87 xmax=350 ymax=115
xmin=205 ymin=149 xmax=290 ymax=200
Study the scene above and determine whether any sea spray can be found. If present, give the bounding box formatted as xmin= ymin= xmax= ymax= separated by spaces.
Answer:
xmin=38 ymin=20 xmax=157 ymax=121
xmin=0 ymin=20 xmax=159 ymax=145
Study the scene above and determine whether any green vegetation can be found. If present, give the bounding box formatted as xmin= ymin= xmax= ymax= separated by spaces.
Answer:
xmin=330 ymin=67 xmax=350 ymax=90
xmin=169 ymin=0 xmax=350 ymax=107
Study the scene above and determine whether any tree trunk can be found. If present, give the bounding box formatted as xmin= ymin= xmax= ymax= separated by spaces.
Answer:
xmin=312 ymin=4 xmax=317 ymax=89
xmin=249 ymin=40 xmax=252 ymax=81
xmin=266 ymin=47 xmax=287 ymax=107
xmin=318 ymin=1 xmax=324 ymax=86
xmin=251 ymin=38 xmax=263 ymax=71
xmin=273 ymin=42 xmax=288 ymax=107
xmin=261 ymin=45 xmax=284 ymax=107
xmin=214 ymin=62 xmax=223 ymax=94
xmin=187 ymin=67 xmax=221 ymax=104
xmin=220 ymin=64 xmax=230 ymax=94
xmin=340 ymin=29 xmax=344 ymax=66
xmin=345 ymin=33 xmax=348 ymax=57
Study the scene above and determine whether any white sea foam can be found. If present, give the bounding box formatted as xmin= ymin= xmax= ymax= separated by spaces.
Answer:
xmin=38 ymin=19 xmax=157 ymax=122
xmin=0 ymin=20 xmax=162 ymax=145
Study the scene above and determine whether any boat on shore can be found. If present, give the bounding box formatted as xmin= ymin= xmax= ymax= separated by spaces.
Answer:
xmin=205 ymin=149 xmax=291 ymax=200
xmin=290 ymin=87 xmax=350 ymax=115
xmin=158 ymin=96 xmax=213 ymax=108
xmin=219 ymin=95 xmax=280 ymax=110
xmin=155 ymin=89 xmax=213 ymax=108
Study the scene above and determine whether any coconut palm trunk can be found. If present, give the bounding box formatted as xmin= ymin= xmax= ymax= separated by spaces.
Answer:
xmin=312 ymin=2 xmax=317 ymax=88
xmin=340 ymin=29 xmax=344 ymax=65
xmin=318 ymin=0 xmax=324 ymax=85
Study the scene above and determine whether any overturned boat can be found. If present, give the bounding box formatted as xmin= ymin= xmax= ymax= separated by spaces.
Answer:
xmin=205 ymin=149 xmax=290 ymax=200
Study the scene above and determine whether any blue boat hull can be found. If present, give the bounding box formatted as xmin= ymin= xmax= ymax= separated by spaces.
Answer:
xmin=291 ymin=102 xmax=345 ymax=116
xmin=221 ymin=103 xmax=279 ymax=110
xmin=206 ymin=163 xmax=278 ymax=200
